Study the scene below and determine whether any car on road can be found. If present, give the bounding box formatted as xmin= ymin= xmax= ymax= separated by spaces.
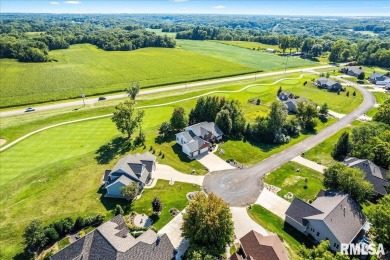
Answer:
xmin=25 ymin=107 xmax=35 ymax=112
xmin=98 ymin=96 xmax=106 ymax=101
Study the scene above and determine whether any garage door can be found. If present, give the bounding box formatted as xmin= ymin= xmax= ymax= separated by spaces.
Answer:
xmin=192 ymin=151 xmax=199 ymax=157
xmin=200 ymin=147 xmax=209 ymax=154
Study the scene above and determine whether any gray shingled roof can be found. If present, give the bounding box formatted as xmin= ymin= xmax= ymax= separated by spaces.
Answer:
xmin=346 ymin=66 xmax=364 ymax=75
xmin=284 ymin=97 xmax=307 ymax=110
xmin=183 ymin=136 xmax=210 ymax=152
xmin=186 ymin=122 xmax=223 ymax=137
xmin=344 ymin=157 xmax=389 ymax=196
xmin=51 ymin=215 xmax=175 ymax=260
xmin=317 ymin=77 xmax=338 ymax=86
xmin=285 ymin=197 xmax=323 ymax=226
xmin=368 ymin=72 xmax=383 ymax=80
xmin=107 ymin=152 xmax=156 ymax=186
xmin=306 ymin=190 xmax=366 ymax=244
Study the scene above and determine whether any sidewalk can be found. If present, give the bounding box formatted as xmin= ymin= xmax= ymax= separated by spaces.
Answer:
xmin=291 ymin=155 xmax=326 ymax=173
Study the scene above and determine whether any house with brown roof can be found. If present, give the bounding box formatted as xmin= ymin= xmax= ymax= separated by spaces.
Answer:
xmin=229 ymin=230 xmax=288 ymax=260
xmin=51 ymin=215 xmax=176 ymax=260
xmin=103 ymin=152 xmax=156 ymax=198
xmin=285 ymin=190 xmax=368 ymax=252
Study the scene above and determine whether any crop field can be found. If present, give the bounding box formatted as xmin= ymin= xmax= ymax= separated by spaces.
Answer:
xmin=216 ymin=40 xmax=282 ymax=52
xmin=176 ymin=39 xmax=316 ymax=72
xmin=0 ymin=44 xmax=256 ymax=107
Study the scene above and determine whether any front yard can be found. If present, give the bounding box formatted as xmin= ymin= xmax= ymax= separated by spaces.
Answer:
xmin=131 ymin=180 xmax=199 ymax=230
xmin=264 ymin=162 xmax=324 ymax=202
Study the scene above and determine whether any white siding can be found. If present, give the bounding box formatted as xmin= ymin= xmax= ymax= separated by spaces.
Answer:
xmin=285 ymin=215 xmax=306 ymax=233
xmin=200 ymin=147 xmax=209 ymax=154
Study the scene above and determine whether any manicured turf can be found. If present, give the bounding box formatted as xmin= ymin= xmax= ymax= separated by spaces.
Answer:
xmin=177 ymin=39 xmax=316 ymax=72
xmin=373 ymin=92 xmax=389 ymax=105
xmin=248 ymin=205 xmax=313 ymax=259
xmin=264 ymin=162 xmax=324 ymax=202
xmin=216 ymin=40 xmax=282 ymax=52
xmin=304 ymin=121 xmax=362 ymax=167
xmin=132 ymin=180 xmax=199 ymax=230
xmin=0 ymin=44 xmax=256 ymax=107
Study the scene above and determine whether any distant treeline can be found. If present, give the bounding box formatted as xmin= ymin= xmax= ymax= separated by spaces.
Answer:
xmin=0 ymin=20 xmax=175 ymax=62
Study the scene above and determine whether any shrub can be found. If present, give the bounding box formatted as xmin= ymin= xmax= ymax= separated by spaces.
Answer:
xmin=114 ymin=204 xmax=124 ymax=216
xmin=44 ymin=227 xmax=59 ymax=243
xmin=73 ymin=217 xmax=85 ymax=231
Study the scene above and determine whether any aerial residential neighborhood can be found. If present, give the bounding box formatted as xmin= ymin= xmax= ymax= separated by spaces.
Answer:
xmin=0 ymin=1 xmax=389 ymax=260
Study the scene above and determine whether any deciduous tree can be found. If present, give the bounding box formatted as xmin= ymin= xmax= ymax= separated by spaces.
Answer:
xmin=121 ymin=183 xmax=139 ymax=200
xmin=112 ymin=100 xmax=145 ymax=139
xmin=127 ymin=81 xmax=140 ymax=100
xmin=181 ymin=193 xmax=234 ymax=256
xmin=368 ymin=195 xmax=390 ymax=250
xmin=23 ymin=220 xmax=48 ymax=251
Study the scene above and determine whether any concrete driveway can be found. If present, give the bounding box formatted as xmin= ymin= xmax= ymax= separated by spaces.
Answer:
xmin=158 ymin=211 xmax=188 ymax=260
xmin=255 ymin=189 xmax=291 ymax=219
xmin=195 ymin=153 xmax=235 ymax=172
xmin=230 ymin=207 xmax=268 ymax=239
xmin=154 ymin=163 xmax=204 ymax=186
xmin=292 ymin=155 xmax=326 ymax=173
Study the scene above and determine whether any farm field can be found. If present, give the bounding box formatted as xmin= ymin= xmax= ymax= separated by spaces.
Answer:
xmin=177 ymin=39 xmax=317 ymax=72
xmin=216 ymin=40 xmax=282 ymax=52
xmin=0 ymin=44 xmax=257 ymax=107
xmin=264 ymin=162 xmax=324 ymax=202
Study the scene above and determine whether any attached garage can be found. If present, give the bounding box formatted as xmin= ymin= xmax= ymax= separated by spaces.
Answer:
xmin=200 ymin=147 xmax=209 ymax=154
xmin=192 ymin=151 xmax=199 ymax=157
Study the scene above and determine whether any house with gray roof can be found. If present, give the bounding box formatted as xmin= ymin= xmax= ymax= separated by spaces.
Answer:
xmin=344 ymin=157 xmax=389 ymax=197
xmin=278 ymin=91 xmax=293 ymax=101
xmin=317 ymin=77 xmax=343 ymax=92
xmin=284 ymin=97 xmax=307 ymax=113
xmin=103 ymin=152 xmax=156 ymax=198
xmin=285 ymin=190 xmax=368 ymax=252
xmin=340 ymin=67 xmax=364 ymax=77
xmin=176 ymin=122 xmax=223 ymax=158
xmin=51 ymin=215 xmax=176 ymax=260
xmin=368 ymin=72 xmax=384 ymax=83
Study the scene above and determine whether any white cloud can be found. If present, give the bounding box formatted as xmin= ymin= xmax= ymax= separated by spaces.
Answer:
xmin=213 ymin=5 xmax=225 ymax=9
xmin=65 ymin=0 xmax=80 ymax=4
xmin=50 ymin=1 xmax=60 ymax=4
xmin=171 ymin=0 xmax=188 ymax=2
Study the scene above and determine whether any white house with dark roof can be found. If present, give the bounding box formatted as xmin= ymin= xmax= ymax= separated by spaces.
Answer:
xmin=344 ymin=157 xmax=389 ymax=197
xmin=51 ymin=215 xmax=176 ymax=260
xmin=176 ymin=122 xmax=223 ymax=158
xmin=284 ymin=97 xmax=307 ymax=113
xmin=317 ymin=77 xmax=343 ymax=92
xmin=285 ymin=190 xmax=368 ymax=252
xmin=103 ymin=152 xmax=156 ymax=198
xmin=368 ymin=72 xmax=390 ymax=85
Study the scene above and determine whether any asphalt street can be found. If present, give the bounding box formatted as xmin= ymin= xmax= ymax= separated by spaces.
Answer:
xmin=202 ymin=79 xmax=376 ymax=206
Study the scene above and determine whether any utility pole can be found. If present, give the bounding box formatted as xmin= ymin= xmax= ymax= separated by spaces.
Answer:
xmin=80 ymin=88 xmax=85 ymax=107
xmin=284 ymin=55 xmax=289 ymax=73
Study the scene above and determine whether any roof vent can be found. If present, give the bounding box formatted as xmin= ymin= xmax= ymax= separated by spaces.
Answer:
xmin=156 ymin=235 xmax=161 ymax=245
xmin=344 ymin=207 xmax=346 ymax=217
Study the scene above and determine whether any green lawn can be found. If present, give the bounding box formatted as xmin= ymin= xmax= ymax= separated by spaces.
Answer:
xmin=264 ymin=162 xmax=324 ymax=202
xmin=248 ymin=205 xmax=313 ymax=259
xmin=304 ymin=121 xmax=362 ymax=167
xmin=0 ymin=43 xmax=257 ymax=107
xmin=176 ymin=40 xmax=316 ymax=72
xmin=373 ymin=92 xmax=389 ymax=105
xmin=132 ymin=180 xmax=199 ymax=230
xmin=216 ymin=40 xmax=282 ymax=52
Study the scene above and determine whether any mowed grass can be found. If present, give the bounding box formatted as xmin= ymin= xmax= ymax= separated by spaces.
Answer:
xmin=132 ymin=180 xmax=199 ymax=230
xmin=304 ymin=121 xmax=363 ymax=167
xmin=0 ymin=43 xmax=257 ymax=107
xmin=176 ymin=39 xmax=316 ymax=71
xmin=264 ymin=162 xmax=324 ymax=202
xmin=248 ymin=205 xmax=314 ymax=259
xmin=216 ymin=40 xmax=282 ymax=52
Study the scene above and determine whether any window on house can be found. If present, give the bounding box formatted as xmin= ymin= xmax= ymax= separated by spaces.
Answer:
xmin=316 ymin=232 xmax=320 ymax=237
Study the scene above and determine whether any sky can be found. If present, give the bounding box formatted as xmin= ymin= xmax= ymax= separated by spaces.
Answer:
xmin=1 ymin=1 xmax=390 ymax=16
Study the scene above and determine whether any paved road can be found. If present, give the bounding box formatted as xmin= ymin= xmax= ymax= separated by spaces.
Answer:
xmin=203 ymin=79 xmax=376 ymax=206
xmin=0 ymin=65 xmax=334 ymax=118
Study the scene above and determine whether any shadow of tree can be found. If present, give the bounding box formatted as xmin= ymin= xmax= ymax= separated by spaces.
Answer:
xmin=171 ymin=143 xmax=194 ymax=163
xmin=155 ymin=134 xmax=175 ymax=145
xmin=95 ymin=136 xmax=132 ymax=164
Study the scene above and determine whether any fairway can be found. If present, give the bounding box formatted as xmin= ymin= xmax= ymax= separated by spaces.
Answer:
xmin=0 ymin=44 xmax=256 ymax=107
xmin=177 ymin=39 xmax=316 ymax=72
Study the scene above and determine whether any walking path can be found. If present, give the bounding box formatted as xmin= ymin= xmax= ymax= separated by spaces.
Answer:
xmin=254 ymin=189 xmax=291 ymax=219
xmin=1 ymin=74 xmax=313 ymax=152
xmin=0 ymin=64 xmax=335 ymax=118
xmin=154 ymin=164 xmax=204 ymax=186
xmin=291 ymin=155 xmax=326 ymax=173
xmin=230 ymin=207 xmax=269 ymax=239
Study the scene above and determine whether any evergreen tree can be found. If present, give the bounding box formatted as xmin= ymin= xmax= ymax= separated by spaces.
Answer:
xmin=332 ymin=132 xmax=350 ymax=161
xmin=152 ymin=197 xmax=163 ymax=214
xmin=215 ymin=109 xmax=232 ymax=135
xmin=170 ymin=107 xmax=188 ymax=131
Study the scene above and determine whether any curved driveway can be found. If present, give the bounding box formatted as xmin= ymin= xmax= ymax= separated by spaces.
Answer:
xmin=202 ymin=79 xmax=376 ymax=206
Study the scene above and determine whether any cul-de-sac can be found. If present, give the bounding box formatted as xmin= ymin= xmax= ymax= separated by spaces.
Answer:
xmin=0 ymin=1 xmax=390 ymax=259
